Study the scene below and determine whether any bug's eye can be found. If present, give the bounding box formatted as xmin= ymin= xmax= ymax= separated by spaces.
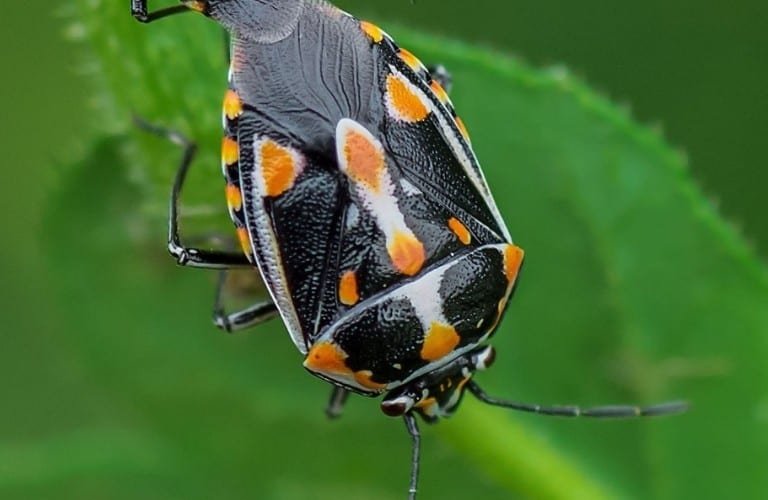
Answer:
xmin=381 ymin=395 xmax=415 ymax=417
xmin=472 ymin=346 xmax=496 ymax=371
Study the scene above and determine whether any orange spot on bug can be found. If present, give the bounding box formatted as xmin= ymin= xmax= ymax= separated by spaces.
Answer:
xmin=339 ymin=270 xmax=360 ymax=306
xmin=388 ymin=231 xmax=425 ymax=276
xmin=415 ymin=397 xmax=438 ymax=416
xmin=421 ymin=322 xmax=460 ymax=362
xmin=223 ymin=89 xmax=243 ymax=120
xmin=398 ymin=48 xmax=422 ymax=72
xmin=430 ymin=80 xmax=450 ymax=104
xmin=260 ymin=140 xmax=300 ymax=197
xmin=226 ymin=184 xmax=242 ymax=212
xmin=222 ymin=137 xmax=239 ymax=166
xmin=354 ymin=370 xmax=387 ymax=391
xmin=386 ymin=74 xmax=430 ymax=123
xmin=360 ymin=20 xmax=384 ymax=43
xmin=342 ymin=128 xmax=385 ymax=193
xmin=236 ymin=226 xmax=251 ymax=256
xmin=455 ymin=376 xmax=471 ymax=393
xmin=305 ymin=342 xmax=352 ymax=377
xmin=448 ymin=217 xmax=471 ymax=245
xmin=455 ymin=116 xmax=471 ymax=142
xmin=416 ymin=397 xmax=437 ymax=409
xmin=504 ymin=244 xmax=524 ymax=283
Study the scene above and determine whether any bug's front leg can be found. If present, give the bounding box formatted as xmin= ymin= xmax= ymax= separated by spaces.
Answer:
xmin=131 ymin=0 xmax=192 ymax=23
xmin=133 ymin=117 xmax=251 ymax=269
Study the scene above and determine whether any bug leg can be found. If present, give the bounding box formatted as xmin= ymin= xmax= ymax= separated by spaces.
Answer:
xmin=212 ymin=270 xmax=278 ymax=333
xmin=131 ymin=0 xmax=191 ymax=23
xmin=324 ymin=386 xmax=350 ymax=420
xmin=467 ymin=381 xmax=688 ymax=418
xmin=134 ymin=117 xmax=252 ymax=269
xmin=427 ymin=64 xmax=453 ymax=94
xmin=403 ymin=414 xmax=421 ymax=500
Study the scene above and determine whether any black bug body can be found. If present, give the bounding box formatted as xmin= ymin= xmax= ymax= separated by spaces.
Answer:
xmin=214 ymin=0 xmax=520 ymax=402
xmin=132 ymin=1 xmax=687 ymax=498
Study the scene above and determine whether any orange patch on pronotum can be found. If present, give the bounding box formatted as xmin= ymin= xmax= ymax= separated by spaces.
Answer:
xmin=421 ymin=322 xmax=460 ymax=362
xmin=503 ymin=244 xmax=525 ymax=283
xmin=339 ymin=270 xmax=360 ymax=306
xmin=222 ymin=137 xmax=239 ymax=166
xmin=386 ymin=74 xmax=430 ymax=123
xmin=260 ymin=140 xmax=300 ymax=197
xmin=388 ymin=231 xmax=426 ymax=276
xmin=448 ymin=217 xmax=471 ymax=245
xmin=342 ymin=128 xmax=385 ymax=193
xmin=223 ymin=89 xmax=243 ymax=120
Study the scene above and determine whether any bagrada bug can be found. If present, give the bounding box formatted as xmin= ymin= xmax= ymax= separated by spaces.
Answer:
xmin=131 ymin=1 xmax=687 ymax=497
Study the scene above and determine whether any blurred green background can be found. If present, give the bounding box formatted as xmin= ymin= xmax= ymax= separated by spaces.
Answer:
xmin=1 ymin=1 xmax=766 ymax=499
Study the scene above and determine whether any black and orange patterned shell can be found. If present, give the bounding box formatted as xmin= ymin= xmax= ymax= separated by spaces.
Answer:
xmin=212 ymin=0 xmax=523 ymax=395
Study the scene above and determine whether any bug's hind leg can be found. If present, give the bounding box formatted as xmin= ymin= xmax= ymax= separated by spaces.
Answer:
xmin=325 ymin=387 xmax=351 ymax=420
xmin=427 ymin=64 xmax=453 ymax=94
xmin=212 ymin=270 xmax=278 ymax=333
xmin=131 ymin=0 xmax=191 ymax=23
xmin=134 ymin=117 xmax=251 ymax=269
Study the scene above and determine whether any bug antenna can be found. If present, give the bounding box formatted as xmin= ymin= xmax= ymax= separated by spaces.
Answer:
xmin=403 ymin=414 xmax=421 ymax=500
xmin=467 ymin=381 xmax=688 ymax=418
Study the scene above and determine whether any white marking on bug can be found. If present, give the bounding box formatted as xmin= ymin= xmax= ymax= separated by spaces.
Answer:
xmin=396 ymin=267 xmax=449 ymax=334
xmin=242 ymin=134 xmax=308 ymax=353
xmin=335 ymin=118 xmax=422 ymax=270
xmin=222 ymin=70 xmax=235 ymax=130
xmin=399 ymin=178 xmax=422 ymax=196
xmin=345 ymin=203 xmax=360 ymax=229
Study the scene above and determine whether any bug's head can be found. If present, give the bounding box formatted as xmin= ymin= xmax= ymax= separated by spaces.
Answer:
xmin=380 ymin=346 xmax=496 ymax=422
xmin=182 ymin=0 xmax=303 ymax=42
